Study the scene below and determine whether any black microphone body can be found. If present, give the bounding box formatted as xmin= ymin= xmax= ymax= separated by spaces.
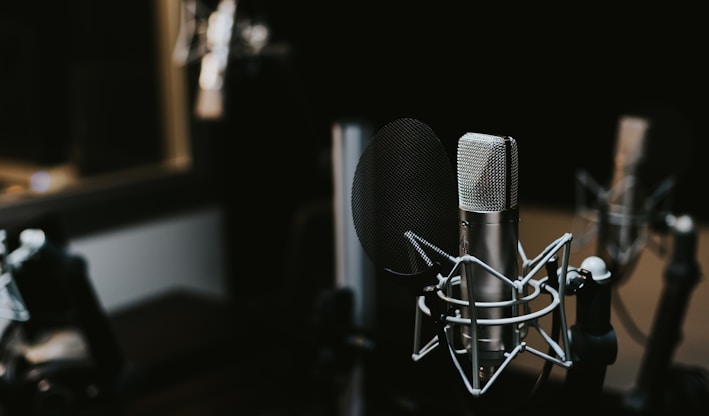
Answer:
xmin=457 ymin=133 xmax=518 ymax=384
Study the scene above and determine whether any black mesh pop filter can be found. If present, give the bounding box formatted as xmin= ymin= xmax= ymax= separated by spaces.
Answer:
xmin=351 ymin=118 xmax=458 ymax=277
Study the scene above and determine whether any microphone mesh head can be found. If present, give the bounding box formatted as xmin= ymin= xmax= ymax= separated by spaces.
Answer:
xmin=457 ymin=133 xmax=518 ymax=211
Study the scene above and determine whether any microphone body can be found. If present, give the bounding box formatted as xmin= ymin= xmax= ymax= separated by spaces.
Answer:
xmin=457 ymin=133 xmax=518 ymax=382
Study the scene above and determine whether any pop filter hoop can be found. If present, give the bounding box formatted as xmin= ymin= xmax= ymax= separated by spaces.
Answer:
xmin=409 ymin=230 xmax=580 ymax=397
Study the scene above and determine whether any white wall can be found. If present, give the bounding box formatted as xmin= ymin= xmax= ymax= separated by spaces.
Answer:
xmin=68 ymin=205 xmax=228 ymax=314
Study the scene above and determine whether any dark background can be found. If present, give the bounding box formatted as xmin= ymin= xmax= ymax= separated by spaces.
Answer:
xmin=230 ymin=0 xmax=707 ymax=218
xmin=0 ymin=1 xmax=707 ymax=415
xmin=1 ymin=1 xmax=706 ymax=225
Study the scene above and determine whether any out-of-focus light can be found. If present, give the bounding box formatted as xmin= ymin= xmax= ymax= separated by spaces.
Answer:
xmin=30 ymin=171 xmax=51 ymax=192
xmin=4 ymin=185 xmax=25 ymax=194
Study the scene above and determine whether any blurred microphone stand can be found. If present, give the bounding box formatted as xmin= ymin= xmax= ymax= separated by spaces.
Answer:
xmin=623 ymin=214 xmax=709 ymax=414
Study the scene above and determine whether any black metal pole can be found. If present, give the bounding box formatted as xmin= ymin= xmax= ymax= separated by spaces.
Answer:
xmin=623 ymin=215 xmax=703 ymax=413
xmin=563 ymin=256 xmax=618 ymax=409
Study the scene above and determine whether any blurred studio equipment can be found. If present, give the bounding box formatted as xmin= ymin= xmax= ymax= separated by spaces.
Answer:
xmin=0 ymin=227 xmax=124 ymax=416
xmin=331 ymin=118 xmax=376 ymax=416
xmin=574 ymin=113 xmax=709 ymax=414
xmin=573 ymin=115 xmax=676 ymax=285
xmin=172 ymin=0 xmax=289 ymax=120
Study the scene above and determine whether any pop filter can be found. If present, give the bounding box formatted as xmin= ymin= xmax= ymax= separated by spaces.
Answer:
xmin=351 ymin=118 xmax=458 ymax=280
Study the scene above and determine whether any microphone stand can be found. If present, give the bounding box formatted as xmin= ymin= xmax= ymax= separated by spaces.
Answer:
xmin=562 ymin=200 xmax=618 ymax=409
xmin=623 ymin=214 xmax=708 ymax=414
xmin=562 ymin=256 xmax=618 ymax=409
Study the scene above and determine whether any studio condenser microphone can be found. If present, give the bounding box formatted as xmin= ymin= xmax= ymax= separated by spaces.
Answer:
xmin=456 ymin=133 xmax=519 ymax=384
xmin=352 ymin=118 xmax=582 ymax=401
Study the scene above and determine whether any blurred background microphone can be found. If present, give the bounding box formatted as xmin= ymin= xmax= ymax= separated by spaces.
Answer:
xmin=574 ymin=108 xmax=692 ymax=287
xmin=456 ymin=133 xmax=519 ymax=385
xmin=596 ymin=115 xmax=654 ymax=284
xmin=573 ymin=110 xmax=684 ymax=347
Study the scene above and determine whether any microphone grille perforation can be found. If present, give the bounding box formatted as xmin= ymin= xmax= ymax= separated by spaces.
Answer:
xmin=457 ymin=133 xmax=518 ymax=211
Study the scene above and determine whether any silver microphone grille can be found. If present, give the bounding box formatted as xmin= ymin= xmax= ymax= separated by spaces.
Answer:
xmin=457 ymin=133 xmax=518 ymax=211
